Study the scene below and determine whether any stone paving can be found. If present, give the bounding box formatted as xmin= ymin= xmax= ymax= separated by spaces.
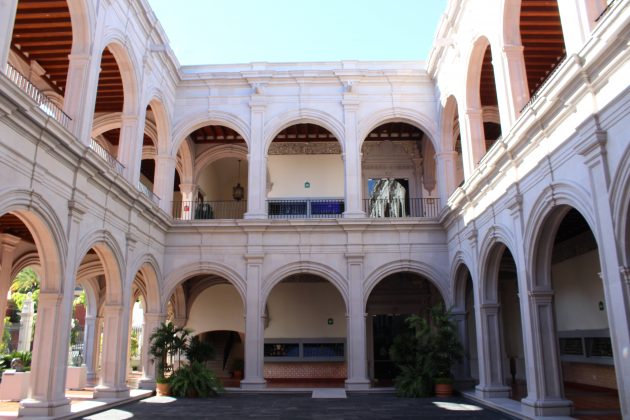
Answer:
xmin=82 ymin=392 xmax=517 ymax=419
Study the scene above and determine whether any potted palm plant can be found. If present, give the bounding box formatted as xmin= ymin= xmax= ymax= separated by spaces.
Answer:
xmin=149 ymin=322 xmax=191 ymax=396
xmin=430 ymin=304 xmax=463 ymax=397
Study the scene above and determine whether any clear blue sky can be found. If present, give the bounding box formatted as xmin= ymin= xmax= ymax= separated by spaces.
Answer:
xmin=147 ymin=0 xmax=448 ymax=65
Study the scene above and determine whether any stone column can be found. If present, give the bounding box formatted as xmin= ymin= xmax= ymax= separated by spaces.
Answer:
xmin=245 ymin=102 xmax=267 ymax=219
xmin=0 ymin=233 xmax=20 ymax=320
xmin=138 ymin=312 xmax=165 ymax=390
xmin=576 ymin=128 xmax=630 ymax=418
xmin=475 ymin=303 xmax=510 ymax=398
xmin=17 ymin=292 xmax=34 ymax=352
xmin=342 ymin=98 xmax=365 ymax=218
xmin=459 ymin=106 xmax=486 ymax=178
xmin=83 ymin=315 xmax=101 ymax=381
xmin=63 ymin=53 xmax=100 ymax=145
xmin=0 ymin=0 xmax=17 ymax=69
xmin=435 ymin=151 xmax=459 ymax=201
xmin=345 ymin=254 xmax=370 ymax=389
xmin=451 ymin=310 xmax=471 ymax=382
xmin=178 ymin=183 xmax=198 ymax=220
xmin=241 ymin=254 xmax=266 ymax=389
xmin=117 ymin=110 xmax=147 ymax=187
xmin=94 ymin=305 xmax=130 ymax=398
xmin=557 ymin=0 xmax=607 ymax=55
xmin=154 ymin=155 xmax=176 ymax=215
xmin=496 ymin=44 xmax=530 ymax=129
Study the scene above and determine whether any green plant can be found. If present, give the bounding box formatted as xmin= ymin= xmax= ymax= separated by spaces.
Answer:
xmin=430 ymin=304 xmax=463 ymax=382
xmin=10 ymin=268 xmax=40 ymax=313
xmin=0 ymin=317 xmax=11 ymax=354
xmin=230 ymin=358 xmax=244 ymax=372
xmin=130 ymin=328 xmax=140 ymax=359
xmin=185 ymin=336 xmax=215 ymax=364
xmin=149 ymin=322 xmax=191 ymax=382
xmin=1 ymin=351 xmax=32 ymax=371
xmin=169 ymin=361 xmax=223 ymax=397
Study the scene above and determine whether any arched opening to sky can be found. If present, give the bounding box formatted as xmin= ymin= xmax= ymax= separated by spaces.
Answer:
xmin=148 ymin=0 xmax=448 ymax=65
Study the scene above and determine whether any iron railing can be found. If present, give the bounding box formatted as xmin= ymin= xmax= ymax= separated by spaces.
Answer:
xmin=363 ymin=197 xmax=440 ymax=218
xmin=267 ymin=199 xmax=344 ymax=219
xmin=520 ymin=55 xmax=567 ymax=113
xmin=89 ymin=138 xmax=125 ymax=175
xmin=172 ymin=200 xmax=247 ymax=220
xmin=4 ymin=63 xmax=71 ymax=128
xmin=138 ymin=182 xmax=160 ymax=205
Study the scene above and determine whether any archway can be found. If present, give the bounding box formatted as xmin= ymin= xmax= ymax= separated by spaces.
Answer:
xmin=264 ymin=273 xmax=347 ymax=387
xmin=173 ymin=125 xmax=249 ymax=220
xmin=534 ymin=207 xmax=621 ymax=418
xmin=362 ymin=122 xmax=439 ymax=218
xmin=365 ymin=271 xmax=444 ymax=386
xmin=453 ymin=264 xmax=479 ymax=387
xmin=267 ymin=124 xmax=344 ymax=219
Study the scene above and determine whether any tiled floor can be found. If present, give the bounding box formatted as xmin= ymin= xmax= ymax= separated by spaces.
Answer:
xmin=82 ymin=393 xmax=517 ymax=419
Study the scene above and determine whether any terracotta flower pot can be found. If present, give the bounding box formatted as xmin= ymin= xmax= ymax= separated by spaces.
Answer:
xmin=435 ymin=382 xmax=453 ymax=397
xmin=156 ymin=382 xmax=171 ymax=396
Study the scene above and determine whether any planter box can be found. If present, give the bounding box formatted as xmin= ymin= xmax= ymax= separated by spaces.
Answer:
xmin=0 ymin=371 xmax=30 ymax=401
xmin=66 ymin=366 xmax=87 ymax=390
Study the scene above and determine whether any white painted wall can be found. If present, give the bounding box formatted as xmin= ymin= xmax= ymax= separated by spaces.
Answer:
xmin=197 ymin=157 xmax=248 ymax=201
xmin=265 ymin=282 xmax=346 ymax=338
xmin=552 ymin=250 xmax=608 ymax=331
xmin=267 ymin=155 xmax=344 ymax=198
xmin=186 ymin=284 xmax=245 ymax=334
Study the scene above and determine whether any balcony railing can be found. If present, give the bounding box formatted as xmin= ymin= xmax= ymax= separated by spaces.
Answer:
xmin=4 ymin=63 xmax=71 ymax=128
xmin=89 ymin=138 xmax=125 ymax=175
xmin=172 ymin=200 xmax=247 ymax=220
xmin=267 ymin=199 xmax=345 ymax=219
xmin=138 ymin=182 xmax=160 ymax=205
xmin=363 ymin=197 xmax=440 ymax=218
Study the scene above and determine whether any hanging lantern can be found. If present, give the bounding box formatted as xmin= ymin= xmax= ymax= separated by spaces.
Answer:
xmin=232 ymin=159 xmax=245 ymax=201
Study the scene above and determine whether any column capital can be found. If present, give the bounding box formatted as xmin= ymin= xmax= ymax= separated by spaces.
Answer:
xmin=0 ymin=233 xmax=21 ymax=250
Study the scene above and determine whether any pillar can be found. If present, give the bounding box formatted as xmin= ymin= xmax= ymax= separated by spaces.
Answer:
xmin=154 ymin=155 xmax=176 ymax=214
xmin=84 ymin=315 xmax=101 ymax=381
xmin=345 ymin=254 xmax=370 ymax=389
xmin=557 ymin=0 xmax=607 ymax=55
xmin=496 ymin=44 xmax=530 ymax=129
xmin=576 ymin=127 xmax=630 ymax=418
xmin=138 ymin=312 xmax=165 ymax=389
xmin=459 ymin=106 xmax=486 ymax=178
xmin=475 ymin=304 xmax=510 ymax=398
xmin=0 ymin=233 xmax=20 ymax=320
xmin=451 ymin=310 xmax=471 ymax=383
xmin=17 ymin=292 xmax=34 ymax=352
xmin=435 ymin=151 xmax=459 ymax=201
xmin=241 ymin=254 xmax=266 ymax=389
xmin=245 ymin=102 xmax=267 ymax=219
xmin=117 ymin=110 xmax=147 ymax=187
xmin=342 ymin=99 xmax=365 ymax=218
xmin=0 ymin=0 xmax=17 ymax=69
xmin=63 ymin=53 xmax=100 ymax=145
xmin=94 ymin=305 xmax=130 ymax=398
xmin=178 ymin=183 xmax=197 ymax=220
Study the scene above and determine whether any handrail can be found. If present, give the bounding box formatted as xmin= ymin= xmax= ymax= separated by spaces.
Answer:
xmin=89 ymin=139 xmax=125 ymax=175
xmin=138 ymin=182 xmax=160 ymax=205
xmin=4 ymin=63 xmax=72 ymax=128
xmin=520 ymin=55 xmax=568 ymax=113
xmin=363 ymin=197 xmax=440 ymax=218
xmin=172 ymin=200 xmax=247 ymax=220
xmin=267 ymin=198 xmax=344 ymax=219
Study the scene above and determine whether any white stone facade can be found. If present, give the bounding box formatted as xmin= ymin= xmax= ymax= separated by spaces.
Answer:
xmin=0 ymin=0 xmax=628 ymax=418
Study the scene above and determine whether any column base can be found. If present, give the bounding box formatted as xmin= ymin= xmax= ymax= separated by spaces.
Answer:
xmin=137 ymin=378 xmax=156 ymax=390
xmin=342 ymin=211 xmax=367 ymax=219
xmin=244 ymin=212 xmax=268 ymax=220
xmin=19 ymin=397 xmax=71 ymax=417
xmin=93 ymin=385 xmax=130 ymax=399
xmin=521 ymin=396 xmax=573 ymax=417
xmin=240 ymin=379 xmax=267 ymax=390
xmin=345 ymin=379 xmax=371 ymax=391
xmin=475 ymin=384 xmax=511 ymax=398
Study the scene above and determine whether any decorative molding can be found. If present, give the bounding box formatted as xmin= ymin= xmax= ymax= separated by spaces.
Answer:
xmin=268 ymin=142 xmax=341 ymax=155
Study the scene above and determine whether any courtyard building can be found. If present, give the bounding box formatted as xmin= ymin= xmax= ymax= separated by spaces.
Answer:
xmin=0 ymin=0 xmax=628 ymax=418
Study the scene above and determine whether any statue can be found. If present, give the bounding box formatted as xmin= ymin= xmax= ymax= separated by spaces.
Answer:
xmin=10 ymin=358 xmax=24 ymax=372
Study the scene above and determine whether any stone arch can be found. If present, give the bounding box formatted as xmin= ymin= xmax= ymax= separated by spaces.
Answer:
xmin=0 ymin=189 xmax=67 ymax=293
xmin=91 ymin=112 xmax=122 ymax=137
xmin=501 ymin=0 xmax=524 ymax=47
xmin=524 ymin=182 xmax=598 ymax=289
xmin=144 ymin=95 xmax=171 ymax=154
xmin=440 ymin=95 xmax=461 ymax=152
xmin=478 ymin=225 xmax=519 ymax=303
xmin=610 ymin=146 xmax=630 ymax=267
xmin=450 ymin=251 xmax=476 ymax=311
xmin=363 ymin=259 xmax=448 ymax=308
xmin=67 ymin=0 xmax=95 ymax=55
xmin=193 ymin=144 xmax=249 ymax=185
xmin=170 ymin=111 xmax=251 ymax=157
xmin=127 ymin=253 xmax=162 ymax=314
xmin=464 ymin=35 xmax=492 ymax=110
xmin=96 ymin=38 xmax=140 ymax=115
xmin=75 ymin=230 xmax=125 ymax=305
xmin=262 ymin=261 xmax=349 ymax=313
xmin=263 ymin=109 xmax=345 ymax=155
xmin=10 ymin=251 xmax=41 ymax=280
xmin=177 ymin=137 xmax=194 ymax=184
xmin=357 ymin=108 xmax=440 ymax=153
xmin=76 ymin=276 xmax=100 ymax=318
xmin=162 ymin=262 xmax=247 ymax=311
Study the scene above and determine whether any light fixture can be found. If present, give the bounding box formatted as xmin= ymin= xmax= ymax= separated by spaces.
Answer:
xmin=232 ymin=159 xmax=244 ymax=201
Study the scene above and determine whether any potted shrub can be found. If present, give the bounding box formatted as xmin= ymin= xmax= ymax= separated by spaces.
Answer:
xmin=149 ymin=322 xmax=191 ymax=396
xmin=430 ymin=304 xmax=463 ymax=397
xmin=169 ymin=361 xmax=224 ymax=398
xmin=230 ymin=358 xmax=244 ymax=380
